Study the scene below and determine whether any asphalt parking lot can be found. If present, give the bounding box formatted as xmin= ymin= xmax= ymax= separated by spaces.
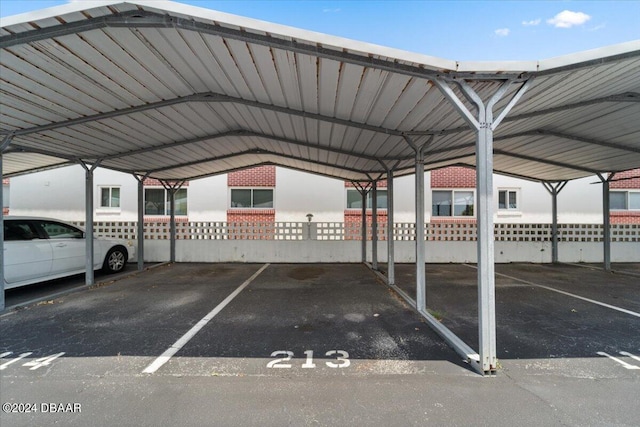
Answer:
xmin=1 ymin=262 xmax=639 ymax=426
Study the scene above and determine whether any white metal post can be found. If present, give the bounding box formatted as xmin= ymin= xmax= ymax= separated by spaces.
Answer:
xmin=361 ymin=188 xmax=367 ymax=262
xmin=387 ymin=169 xmax=395 ymax=285
xmin=476 ymin=117 xmax=496 ymax=374
xmin=433 ymin=77 xmax=533 ymax=374
xmin=372 ymin=180 xmax=378 ymax=270
xmin=82 ymin=162 xmax=98 ymax=286
xmin=415 ymin=149 xmax=426 ymax=312
xmin=136 ymin=175 xmax=146 ymax=271
xmin=600 ymin=174 xmax=613 ymax=271
xmin=0 ymin=133 xmax=12 ymax=311
xmin=543 ymin=181 xmax=567 ymax=264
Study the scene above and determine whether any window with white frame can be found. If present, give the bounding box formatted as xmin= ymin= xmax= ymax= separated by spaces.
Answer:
xmin=144 ymin=188 xmax=188 ymax=216
xmin=498 ymin=189 xmax=519 ymax=211
xmin=610 ymin=190 xmax=640 ymax=210
xmin=346 ymin=189 xmax=388 ymax=209
xmin=99 ymin=186 xmax=121 ymax=209
xmin=230 ymin=188 xmax=274 ymax=208
xmin=432 ymin=190 xmax=474 ymax=217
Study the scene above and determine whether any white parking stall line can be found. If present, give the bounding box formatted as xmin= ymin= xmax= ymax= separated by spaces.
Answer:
xmin=0 ymin=352 xmax=33 ymax=370
xmin=0 ymin=352 xmax=12 ymax=359
xmin=142 ymin=263 xmax=270 ymax=374
xmin=620 ymin=351 xmax=640 ymax=363
xmin=597 ymin=352 xmax=640 ymax=370
xmin=463 ymin=264 xmax=640 ymax=319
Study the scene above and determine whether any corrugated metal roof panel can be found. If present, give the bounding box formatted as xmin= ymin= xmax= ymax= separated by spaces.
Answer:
xmin=1 ymin=1 xmax=639 ymax=184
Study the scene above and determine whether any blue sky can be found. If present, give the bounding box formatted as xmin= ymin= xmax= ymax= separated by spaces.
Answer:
xmin=1 ymin=1 xmax=639 ymax=60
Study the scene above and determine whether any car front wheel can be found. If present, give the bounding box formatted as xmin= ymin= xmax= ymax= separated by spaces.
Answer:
xmin=103 ymin=246 xmax=127 ymax=274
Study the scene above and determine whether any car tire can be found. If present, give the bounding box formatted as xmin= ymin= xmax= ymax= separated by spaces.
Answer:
xmin=103 ymin=246 xmax=127 ymax=274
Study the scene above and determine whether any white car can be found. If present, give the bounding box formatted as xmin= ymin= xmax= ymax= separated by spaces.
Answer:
xmin=3 ymin=216 xmax=136 ymax=290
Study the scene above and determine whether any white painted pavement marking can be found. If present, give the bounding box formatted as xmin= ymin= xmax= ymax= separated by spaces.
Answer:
xmin=597 ymin=352 xmax=640 ymax=370
xmin=462 ymin=264 xmax=640 ymax=319
xmin=0 ymin=352 xmax=32 ymax=370
xmin=620 ymin=351 xmax=640 ymax=363
xmin=142 ymin=263 xmax=270 ymax=374
xmin=22 ymin=352 xmax=65 ymax=370
xmin=0 ymin=351 xmax=12 ymax=359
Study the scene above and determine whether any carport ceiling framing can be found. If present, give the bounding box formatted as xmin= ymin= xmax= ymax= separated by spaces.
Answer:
xmin=1 ymin=0 xmax=640 ymax=377
xmin=1 ymin=2 xmax=638 ymax=183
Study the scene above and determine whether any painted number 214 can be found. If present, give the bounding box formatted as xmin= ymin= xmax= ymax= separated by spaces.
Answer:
xmin=267 ymin=350 xmax=350 ymax=369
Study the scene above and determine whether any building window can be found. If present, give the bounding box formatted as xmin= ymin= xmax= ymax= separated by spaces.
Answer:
xmin=100 ymin=187 xmax=121 ymax=208
xmin=346 ymin=189 xmax=388 ymax=209
xmin=498 ymin=189 xmax=518 ymax=211
xmin=2 ymin=182 xmax=9 ymax=209
xmin=432 ymin=190 xmax=474 ymax=217
xmin=230 ymin=188 xmax=274 ymax=208
xmin=144 ymin=188 xmax=188 ymax=216
xmin=610 ymin=190 xmax=640 ymax=210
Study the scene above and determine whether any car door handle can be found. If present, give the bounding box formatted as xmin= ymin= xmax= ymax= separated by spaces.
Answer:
xmin=54 ymin=243 xmax=67 ymax=248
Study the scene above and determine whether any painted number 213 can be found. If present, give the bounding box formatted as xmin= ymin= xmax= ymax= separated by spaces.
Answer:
xmin=267 ymin=350 xmax=350 ymax=369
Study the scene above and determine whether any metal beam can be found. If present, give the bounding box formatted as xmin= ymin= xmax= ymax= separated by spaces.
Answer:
xmin=9 ymin=91 xmax=408 ymax=139
xmin=530 ymin=130 xmax=640 ymax=155
xmin=142 ymin=148 xmax=385 ymax=177
xmin=493 ymin=150 xmax=601 ymax=175
xmin=0 ymin=10 xmax=525 ymax=82
xmin=100 ymin=129 xmax=403 ymax=164
xmin=503 ymin=92 xmax=640 ymax=123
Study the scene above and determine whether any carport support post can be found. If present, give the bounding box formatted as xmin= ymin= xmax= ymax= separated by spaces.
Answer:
xmin=403 ymin=135 xmax=429 ymax=312
xmin=414 ymin=147 xmax=426 ymax=311
xmin=80 ymin=161 xmax=100 ymax=286
xmin=543 ymin=181 xmax=568 ymax=263
xmin=372 ymin=180 xmax=378 ymax=270
xmin=0 ymin=133 xmax=14 ymax=311
xmin=161 ymin=180 xmax=185 ymax=263
xmin=353 ymin=182 xmax=370 ymax=263
xmin=433 ymin=77 xmax=533 ymax=374
xmin=134 ymin=174 xmax=149 ymax=271
xmin=387 ymin=169 xmax=395 ymax=285
xmin=598 ymin=173 xmax=615 ymax=271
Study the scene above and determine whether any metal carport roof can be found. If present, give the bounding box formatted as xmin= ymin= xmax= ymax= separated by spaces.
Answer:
xmin=1 ymin=0 xmax=639 ymax=183
xmin=1 ymin=0 xmax=639 ymax=376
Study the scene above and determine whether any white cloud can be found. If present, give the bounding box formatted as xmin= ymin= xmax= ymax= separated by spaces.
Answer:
xmin=547 ymin=10 xmax=591 ymax=28
xmin=322 ymin=8 xmax=341 ymax=13
xmin=522 ymin=19 xmax=541 ymax=26
xmin=495 ymin=28 xmax=510 ymax=37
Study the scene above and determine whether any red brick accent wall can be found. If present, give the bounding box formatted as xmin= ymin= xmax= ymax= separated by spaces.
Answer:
xmin=344 ymin=180 xmax=388 ymax=188
xmin=143 ymin=178 xmax=190 ymax=187
xmin=228 ymin=166 xmax=275 ymax=187
xmin=431 ymin=166 xmax=476 ymax=188
xmin=430 ymin=217 xmax=477 ymax=224
xmin=344 ymin=210 xmax=388 ymax=240
xmin=227 ymin=209 xmax=276 ymax=239
xmin=610 ymin=211 xmax=640 ymax=224
xmin=609 ymin=169 xmax=640 ymax=224
xmin=610 ymin=169 xmax=640 ymax=189
xmin=227 ymin=209 xmax=276 ymax=223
